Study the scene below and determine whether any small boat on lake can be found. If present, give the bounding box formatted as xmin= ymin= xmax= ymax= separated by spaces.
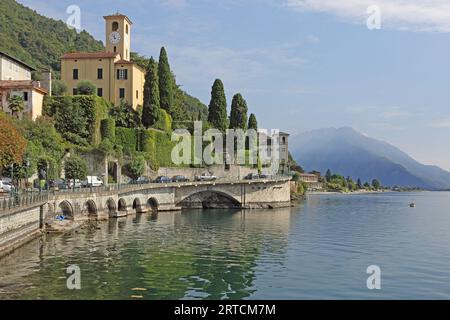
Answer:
xmin=409 ymin=203 xmax=416 ymax=208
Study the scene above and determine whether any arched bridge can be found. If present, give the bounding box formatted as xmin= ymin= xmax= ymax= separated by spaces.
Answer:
xmin=0 ymin=178 xmax=291 ymax=255
xmin=46 ymin=178 xmax=291 ymax=221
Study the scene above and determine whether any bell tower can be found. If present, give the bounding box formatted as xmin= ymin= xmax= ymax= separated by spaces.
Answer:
xmin=104 ymin=13 xmax=132 ymax=61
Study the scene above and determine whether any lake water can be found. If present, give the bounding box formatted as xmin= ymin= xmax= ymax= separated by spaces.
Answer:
xmin=1 ymin=192 xmax=450 ymax=300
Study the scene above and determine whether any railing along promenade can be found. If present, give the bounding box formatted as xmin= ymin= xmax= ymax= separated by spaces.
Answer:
xmin=0 ymin=175 xmax=291 ymax=213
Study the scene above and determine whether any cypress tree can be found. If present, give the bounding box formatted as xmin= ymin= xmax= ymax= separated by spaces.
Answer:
xmin=248 ymin=113 xmax=258 ymax=130
xmin=325 ymin=169 xmax=332 ymax=182
xmin=158 ymin=47 xmax=174 ymax=114
xmin=142 ymin=57 xmax=160 ymax=128
xmin=229 ymin=93 xmax=248 ymax=130
xmin=208 ymin=79 xmax=228 ymax=132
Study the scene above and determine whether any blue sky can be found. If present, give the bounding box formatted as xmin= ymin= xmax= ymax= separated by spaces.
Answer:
xmin=17 ymin=0 xmax=450 ymax=170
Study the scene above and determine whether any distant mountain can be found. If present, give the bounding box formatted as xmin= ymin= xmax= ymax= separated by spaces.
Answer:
xmin=291 ymin=127 xmax=450 ymax=190
xmin=0 ymin=0 xmax=104 ymax=72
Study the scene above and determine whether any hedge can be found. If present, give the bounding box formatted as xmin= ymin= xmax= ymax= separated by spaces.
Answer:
xmin=100 ymin=118 xmax=116 ymax=142
xmin=43 ymin=95 xmax=110 ymax=146
xmin=115 ymin=127 xmax=137 ymax=156
xmin=139 ymin=129 xmax=177 ymax=170
xmin=152 ymin=109 xmax=172 ymax=133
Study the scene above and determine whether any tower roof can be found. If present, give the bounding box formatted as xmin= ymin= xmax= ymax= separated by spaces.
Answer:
xmin=103 ymin=13 xmax=133 ymax=25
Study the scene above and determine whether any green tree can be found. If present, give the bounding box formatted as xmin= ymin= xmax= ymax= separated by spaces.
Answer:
xmin=171 ymin=82 xmax=189 ymax=122
xmin=125 ymin=156 xmax=146 ymax=180
xmin=52 ymin=80 xmax=67 ymax=96
xmin=357 ymin=178 xmax=363 ymax=189
xmin=158 ymin=47 xmax=174 ymax=114
xmin=142 ymin=57 xmax=160 ymax=128
xmin=229 ymin=93 xmax=248 ymax=130
xmin=64 ymin=155 xmax=87 ymax=187
xmin=346 ymin=176 xmax=356 ymax=191
xmin=372 ymin=179 xmax=381 ymax=190
xmin=52 ymin=97 xmax=89 ymax=145
xmin=248 ymin=113 xmax=258 ymax=131
xmin=110 ymin=100 xmax=141 ymax=128
xmin=76 ymin=80 xmax=97 ymax=95
xmin=208 ymin=79 xmax=228 ymax=132
xmin=8 ymin=95 xmax=25 ymax=117
xmin=325 ymin=169 xmax=332 ymax=182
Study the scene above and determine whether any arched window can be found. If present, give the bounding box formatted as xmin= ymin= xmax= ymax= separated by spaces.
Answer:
xmin=282 ymin=137 xmax=286 ymax=144
xmin=126 ymin=24 xmax=129 ymax=34
xmin=112 ymin=21 xmax=119 ymax=31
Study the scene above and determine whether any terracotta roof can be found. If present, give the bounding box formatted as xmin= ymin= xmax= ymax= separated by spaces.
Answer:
xmin=61 ymin=52 xmax=119 ymax=59
xmin=115 ymin=60 xmax=146 ymax=73
xmin=103 ymin=14 xmax=133 ymax=25
xmin=0 ymin=51 xmax=36 ymax=71
xmin=0 ymin=80 xmax=48 ymax=95
xmin=115 ymin=59 xmax=135 ymax=65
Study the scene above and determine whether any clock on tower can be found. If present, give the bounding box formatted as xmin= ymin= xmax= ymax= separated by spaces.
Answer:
xmin=104 ymin=14 xmax=132 ymax=61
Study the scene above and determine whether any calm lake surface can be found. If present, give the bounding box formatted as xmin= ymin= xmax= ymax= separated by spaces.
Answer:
xmin=1 ymin=192 xmax=450 ymax=300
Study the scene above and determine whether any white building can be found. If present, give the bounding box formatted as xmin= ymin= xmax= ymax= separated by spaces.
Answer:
xmin=0 ymin=51 xmax=50 ymax=120
xmin=0 ymin=51 xmax=33 ymax=81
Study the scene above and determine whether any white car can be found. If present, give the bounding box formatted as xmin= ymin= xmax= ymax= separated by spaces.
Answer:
xmin=83 ymin=176 xmax=104 ymax=187
xmin=0 ymin=180 xmax=15 ymax=193
xmin=195 ymin=173 xmax=217 ymax=181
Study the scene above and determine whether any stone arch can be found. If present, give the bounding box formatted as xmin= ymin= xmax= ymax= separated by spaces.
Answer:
xmin=118 ymin=198 xmax=127 ymax=212
xmin=58 ymin=201 xmax=74 ymax=219
xmin=178 ymin=191 xmax=241 ymax=209
xmin=112 ymin=21 xmax=119 ymax=31
xmin=83 ymin=199 xmax=98 ymax=218
xmin=106 ymin=198 xmax=117 ymax=217
xmin=133 ymin=198 xmax=144 ymax=213
xmin=147 ymin=197 xmax=158 ymax=213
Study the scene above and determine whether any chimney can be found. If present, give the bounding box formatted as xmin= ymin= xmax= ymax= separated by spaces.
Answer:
xmin=40 ymin=69 xmax=52 ymax=96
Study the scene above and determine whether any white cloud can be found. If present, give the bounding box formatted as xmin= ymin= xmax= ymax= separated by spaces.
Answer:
xmin=285 ymin=0 xmax=450 ymax=32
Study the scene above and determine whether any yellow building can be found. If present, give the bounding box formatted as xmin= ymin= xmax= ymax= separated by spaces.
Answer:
xmin=61 ymin=14 xmax=145 ymax=109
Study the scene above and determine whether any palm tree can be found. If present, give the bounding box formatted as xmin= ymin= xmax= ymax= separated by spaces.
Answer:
xmin=8 ymin=95 xmax=25 ymax=118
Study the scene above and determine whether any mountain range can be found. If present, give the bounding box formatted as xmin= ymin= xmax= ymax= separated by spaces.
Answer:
xmin=290 ymin=127 xmax=450 ymax=190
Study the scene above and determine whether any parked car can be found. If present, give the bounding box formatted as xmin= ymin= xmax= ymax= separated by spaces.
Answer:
xmin=49 ymin=179 xmax=70 ymax=190
xmin=195 ymin=173 xmax=217 ymax=181
xmin=129 ymin=176 xmax=152 ymax=185
xmin=0 ymin=180 xmax=15 ymax=193
xmin=154 ymin=176 xmax=171 ymax=183
xmin=244 ymin=173 xmax=260 ymax=180
xmin=82 ymin=176 xmax=104 ymax=188
xmin=172 ymin=175 xmax=190 ymax=183
xmin=66 ymin=179 xmax=82 ymax=189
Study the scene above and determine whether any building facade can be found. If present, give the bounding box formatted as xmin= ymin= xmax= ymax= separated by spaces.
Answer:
xmin=0 ymin=51 xmax=49 ymax=120
xmin=299 ymin=173 xmax=323 ymax=191
xmin=0 ymin=51 xmax=33 ymax=81
xmin=60 ymin=14 xmax=145 ymax=109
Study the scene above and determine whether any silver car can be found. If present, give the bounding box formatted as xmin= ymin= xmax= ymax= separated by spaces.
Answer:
xmin=0 ymin=180 xmax=15 ymax=193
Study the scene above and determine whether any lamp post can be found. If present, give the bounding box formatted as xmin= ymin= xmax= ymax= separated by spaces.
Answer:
xmin=25 ymin=156 xmax=30 ymax=194
xmin=10 ymin=163 xmax=14 ymax=197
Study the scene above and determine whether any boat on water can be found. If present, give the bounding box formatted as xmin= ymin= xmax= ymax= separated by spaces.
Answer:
xmin=410 ymin=203 xmax=416 ymax=208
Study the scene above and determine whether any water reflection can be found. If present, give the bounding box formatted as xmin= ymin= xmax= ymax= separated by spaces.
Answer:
xmin=0 ymin=207 xmax=294 ymax=300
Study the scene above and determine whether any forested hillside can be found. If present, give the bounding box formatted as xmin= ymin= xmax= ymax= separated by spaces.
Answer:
xmin=0 ymin=0 xmax=104 ymax=72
